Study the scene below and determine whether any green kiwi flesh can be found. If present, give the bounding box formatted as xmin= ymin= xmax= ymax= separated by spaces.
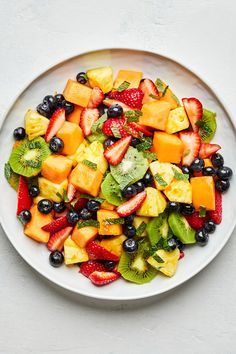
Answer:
xmin=168 ymin=212 xmax=196 ymax=244
xmin=101 ymin=173 xmax=124 ymax=206
xmin=197 ymin=108 xmax=216 ymax=143
xmin=4 ymin=162 xmax=20 ymax=191
xmin=146 ymin=211 xmax=169 ymax=246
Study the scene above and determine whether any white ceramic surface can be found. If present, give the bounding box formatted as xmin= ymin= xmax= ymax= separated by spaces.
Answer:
xmin=0 ymin=48 xmax=235 ymax=301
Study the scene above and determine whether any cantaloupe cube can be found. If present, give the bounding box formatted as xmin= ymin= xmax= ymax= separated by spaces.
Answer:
xmin=69 ymin=162 xmax=103 ymax=197
xmin=153 ymin=132 xmax=184 ymax=164
xmin=204 ymin=159 xmax=213 ymax=167
xmin=165 ymin=107 xmax=189 ymax=134
xmin=67 ymin=105 xmax=83 ymax=125
xmin=24 ymin=204 xmax=53 ymax=243
xmin=41 ymin=155 xmax=73 ymax=184
xmin=190 ymin=176 xmax=215 ymax=211
xmin=140 ymin=101 xmax=171 ymax=130
xmin=64 ymin=236 xmax=89 ymax=265
xmin=97 ymin=210 xmax=123 ymax=235
xmin=114 ymin=70 xmax=143 ymax=89
xmin=56 ymin=121 xmax=84 ymax=156
xmin=63 ymin=79 xmax=92 ymax=107
xmin=100 ymin=235 xmax=127 ymax=257
xmin=38 ymin=177 xmax=68 ymax=202
xmin=71 ymin=226 xmax=98 ymax=248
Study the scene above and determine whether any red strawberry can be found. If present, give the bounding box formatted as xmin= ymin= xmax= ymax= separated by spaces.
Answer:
xmin=179 ymin=251 xmax=185 ymax=260
xmin=42 ymin=215 xmax=69 ymax=233
xmin=86 ymin=241 xmax=120 ymax=261
xmin=74 ymin=197 xmax=89 ymax=211
xmin=87 ymin=87 xmax=104 ymax=108
xmin=89 ymin=271 xmax=120 ymax=286
xmin=199 ymin=143 xmax=221 ymax=159
xmin=17 ymin=176 xmax=32 ymax=215
xmin=47 ymin=226 xmax=72 ymax=252
xmin=117 ymin=190 xmax=147 ymax=217
xmin=79 ymin=260 xmax=106 ymax=278
xmin=127 ymin=122 xmax=153 ymax=137
xmin=102 ymin=118 xmax=129 ymax=138
xmin=185 ymin=212 xmax=207 ymax=230
xmin=103 ymin=98 xmax=131 ymax=111
xmin=67 ymin=182 xmax=77 ymax=202
xmin=104 ymin=135 xmax=132 ymax=165
xmin=139 ymin=79 xmax=159 ymax=104
xmin=80 ymin=108 xmax=99 ymax=136
xmin=109 ymin=88 xmax=144 ymax=109
xmin=45 ymin=108 xmax=65 ymax=143
xmin=182 ymin=98 xmax=203 ymax=132
xmin=208 ymin=190 xmax=222 ymax=224
xmin=179 ymin=132 xmax=201 ymax=166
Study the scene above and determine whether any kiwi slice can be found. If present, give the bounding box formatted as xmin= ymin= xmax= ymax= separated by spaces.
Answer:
xmin=101 ymin=173 xmax=124 ymax=206
xmin=9 ymin=137 xmax=51 ymax=177
xmin=146 ymin=211 xmax=169 ymax=246
xmin=4 ymin=162 xmax=19 ymax=191
xmin=168 ymin=212 xmax=196 ymax=244
xmin=196 ymin=108 xmax=216 ymax=143
xmin=110 ymin=147 xmax=148 ymax=189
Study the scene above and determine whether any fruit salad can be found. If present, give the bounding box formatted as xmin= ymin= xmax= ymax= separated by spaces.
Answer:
xmin=5 ymin=67 xmax=233 ymax=286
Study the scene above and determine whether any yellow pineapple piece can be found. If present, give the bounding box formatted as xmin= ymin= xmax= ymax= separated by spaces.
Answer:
xmin=136 ymin=187 xmax=167 ymax=217
xmin=165 ymin=107 xmax=189 ymax=134
xmin=100 ymin=235 xmax=127 ymax=257
xmin=150 ymin=161 xmax=180 ymax=190
xmin=164 ymin=179 xmax=192 ymax=204
xmin=87 ymin=66 xmax=113 ymax=93
xmin=25 ymin=110 xmax=49 ymax=140
xmin=147 ymin=249 xmax=180 ymax=277
xmin=64 ymin=236 xmax=89 ymax=265
xmin=133 ymin=216 xmax=149 ymax=237
xmin=38 ymin=177 xmax=68 ymax=202
xmin=67 ymin=140 xmax=89 ymax=166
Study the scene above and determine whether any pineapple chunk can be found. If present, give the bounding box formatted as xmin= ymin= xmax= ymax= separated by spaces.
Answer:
xmin=38 ymin=177 xmax=68 ymax=202
xmin=100 ymin=235 xmax=127 ymax=257
xmin=64 ymin=236 xmax=88 ymax=265
xmin=25 ymin=110 xmax=49 ymax=140
xmin=133 ymin=216 xmax=149 ymax=236
xmin=136 ymin=187 xmax=167 ymax=217
xmin=147 ymin=249 xmax=180 ymax=277
xmin=72 ymin=141 xmax=108 ymax=173
xmin=165 ymin=107 xmax=189 ymax=134
xmin=87 ymin=66 xmax=113 ymax=93
xmin=67 ymin=140 xmax=89 ymax=166
xmin=164 ymin=179 xmax=192 ymax=204
xmin=150 ymin=161 xmax=180 ymax=191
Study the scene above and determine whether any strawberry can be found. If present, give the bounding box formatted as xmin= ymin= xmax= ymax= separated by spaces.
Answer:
xmin=67 ymin=182 xmax=77 ymax=202
xmin=79 ymin=260 xmax=106 ymax=278
xmin=208 ymin=190 xmax=222 ymax=224
xmin=17 ymin=176 xmax=32 ymax=215
xmin=127 ymin=122 xmax=153 ymax=137
xmin=89 ymin=271 xmax=120 ymax=286
xmin=102 ymin=118 xmax=129 ymax=138
xmin=86 ymin=241 xmax=120 ymax=261
xmin=104 ymin=135 xmax=132 ymax=165
xmin=103 ymin=98 xmax=131 ymax=111
xmin=42 ymin=215 xmax=69 ymax=233
xmin=185 ymin=212 xmax=207 ymax=230
xmin=117 ymin=190 xmax=147 ymax=217
xmin=87 ymin=87 xmax=104 ymax=108
xmin=109 ymin=88 xmax=144 ymax=109
xmin=80 ymin=108 xmax=99 ymax=136
xmin=47 ymin=226 xmax=72 ymax=252
xmin=182 ymin=98 xmax=203 ymax=132
xmin=139 ymin=78 xmax=159 ymax=104
xmin=74 ymin=197 xmax=89 ymax=211
xmin=179 ymin=251 xmax=185 ymax=260
xmin=44 ymin=108 xmax=65 ymax=143
xmin=179 ymin=132 xmax=201 ymax=166
xmin=199 ymin=143 xmax=221 ymax=159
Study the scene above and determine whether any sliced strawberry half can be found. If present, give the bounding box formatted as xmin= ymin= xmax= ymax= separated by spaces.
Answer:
xmin=117 ymin=190 xmax=147 ymax=217
xmin=179 ymin=132 xmax=201 ymax=166
xmin=79 ymin=108 xmax=99 ymax=136
xmin=182 ymin=98 xmax=203 ymax=132
xmin=127 ymin=122 xmax=153 ymax=137
xmin=42 ymin=215 xmax=69 ymax=233
xmin=74 ymin=197 xmax=89 ymax=211
xmin=102 ymin=117 xmax=129 ymax=138
xmin=17 ymin=176 xmax=32 ymax=215
xmin=104 ymin=135 xmax=132 ymax=165
xmin=139 ymin=78 xmax=160 ymax=104
xmin=79 ymin=260 xmax=107 ymax=278
xmin=44 ymin=108 xmax=65 ymax=143
xmin=199 ymin=143 xmax=221 ymax=159
xmin=67 ymin=182 xmax=77 ymax=202
xmin=87 ymin=87 xmax=104 ymax=108
xmin=185 ymin=212 xmax=207 ymax=230
xmin=47 ymin=226 xmax=72 ymax=252
xmin=86 ymin=241 xmax=120 ymax=261
xmin=89 ymin=271 xmax=120 ymax=286
xmin=207 ymin=190 xmax=222 ymax=224
xmin=109 ymin=88 xmax=144 ymax=110
xmin=103 ymin=98 xmax=131 ymax=112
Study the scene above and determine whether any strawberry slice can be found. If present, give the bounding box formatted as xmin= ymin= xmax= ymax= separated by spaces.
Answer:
xmin=87 ymin=87 xmax=104 ymax=108
xmin=182 ymin=98 xmax=203 ymax=132
xmin=74 ymin=197 xmax=89 ymax=211
xmin=17 ymin=176 xmax=32 ymax=215
xmin=185 ymin=212 xmax=207 ymax=230
xmin=117 ymin=190 xmax=147 ymax=217
xmin=179 ymin=132 xmax=201 ymax=166
xmin=103 ymin=98 xmax=131 ymax=112
xmin=89 ymin=271 xmax=120 ymax=286
xmin=208 ymin=190 xmax=222 ymax=224
xmin=47 ymin=226 xmax=73 ymax=252
xmin=199 ymin=143 xmax=221 ymax=159
xmin=42 ymin=215 xmax=69 ymax=233
xmin=67 ymin=182 xmax=77 ymax=202
xmin=127 ymin=122 xmax=153 ymax=137
xmin=79 ymin=260 xmax=106 ymax=278
xmin=109 ymin=88 xmax=144 ymax=109
xmin=44 ymin=108 xmax=65 ymax=143
xmin=104 ymin=135 xmax=132 ymax=165
xmin=139 ymin=78 xmax=160 ymax=104
xmin=102 ymin=117 xmax=129 ymax=138
xmin=86 ymin=241 xmax=120 ymax=261
xmin=79 ymin=108 xmax=99 ymax=136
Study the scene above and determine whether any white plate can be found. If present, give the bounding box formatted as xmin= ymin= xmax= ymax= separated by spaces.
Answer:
xmin=0 ymin=48 xmax=235 ymax=301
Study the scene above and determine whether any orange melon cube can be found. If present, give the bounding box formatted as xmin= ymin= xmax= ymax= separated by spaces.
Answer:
xmin=114 ymin=70 xmax=143 ymax=89
xmin=140 ymin=101 xmax=171 ymax=130
xmin=41 ymin=155 xmax=73 ymax=184
xmin=24 ymin=205 xmax=53 ymax=243
xmin=190 ymin=176 xmax=215 ymax=211
xmin=71 ymin=225 xmax=98 ymax=248
xmin=67 ymin=105 xmax=83 ymax=125
xmin=97 ymin=210 xmax=123 ymax=235
xmin=100 ymin=200 xmax=116 ymax=211
xmin=156 ymin=79 xmax=180 ymax=109
xmin=153 ymin=132 xmax=184 ymax=164
xmin=63 ymin=79 xmax=92 ymax=107
xmin=204 ymin=159 xmax=213 ymax=167
xmin=56 ymin=121 xmax=84 ymax=155
xmin=69 ymin=162 xmax=103 ymax=197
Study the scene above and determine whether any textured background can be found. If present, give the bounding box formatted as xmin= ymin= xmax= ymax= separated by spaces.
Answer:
xmin=0 ymin=1 xmax=236 ymax=353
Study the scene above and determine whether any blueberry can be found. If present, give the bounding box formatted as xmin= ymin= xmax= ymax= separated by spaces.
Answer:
xmin=104 ymin=137 xmax=117 ymax=149
xmin=49 ymin=251 xmax=64 ymax=268
xmin=79 ymin=208 xmax=92 ymax=220
xmin=38 ymin=199 xmax=53 ymax=214
xmin=215 ymin=179 xmax=230 ymax=193
xmin=142 ymin=171 xmax=153 ymax=186
xmin=107 ymin=104 xmax=123 ymax=118
xmin=174 ymin=237 xmax=185 ymax=251
xmin=190 ymin=158 xmax=204 ymax=172
xmin=195 ymin=229 xmax=209 ymax=246
xmin=203 ymin=166 xmax=216 ymax=176
xmin=49 ymin=137 xmax=64 ymax=153
xmin=62 ymin=100 xmax=74 ymax=115
xmin=18 ymin=210 xmax=32 ymax=224
xmin=181 ymin=204 xmax=195 ymax=215
xmin=168 ymin=201 xmax=180 ymax=212
xmin=54 ymin=94 xmax=65 ymax=106
xmin=67 ymin=210 xmax=79 ymax=224
xmin=87 ymin=200 xmax=100 ymax=212
xmin=122 ymin=185 xmax=138 ymax=199
xmin=216 ymin=166 xmax=233 ymax=180
xmin=167 ymin=238 xmax=178 ymax=250
xmin=123 ymin=238 xmax=138 ymax=253
xmin=53 ymin=202 xmax=66 ymax=214
xmin=98 ymin=103 xmax=108 ymax=116
xmin=131 ymin=137 xmax=141 ymax=147
xmin=29 ymin=185 xmax=40 ymax=198
xmin=13 ymin=127 xmax=26 ymax=140
xmin=37 ymin=102 xmax=52 ymax=118
xmin=133 ymin=181 xmax=145 ymax=193
xmin=204 ymin=220 xmax=216 ymax=234
xmin=124 ymin=225 xmax=136 ymax=238
xmin=76 ymin=72 xmax=87 ymax=84
xmin=211 ymin=153 xmax=224 ymax=168
xmin=124 ymin=214 xmax=135 ymax=225
xmin=103 ymin=260 xmax=116 ymax=271
xmin=181 ymin=165 xmax=192 ymax=176
xmin=43 ymin=95 xmax=55 ymax=109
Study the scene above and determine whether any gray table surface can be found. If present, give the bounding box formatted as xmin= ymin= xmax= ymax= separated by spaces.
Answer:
xmin=0 ymin=1 xmax=236 ymax=353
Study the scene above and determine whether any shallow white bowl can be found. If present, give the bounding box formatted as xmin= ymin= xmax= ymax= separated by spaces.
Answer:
xmin=0 ymin=48 xmax=235 ymax=300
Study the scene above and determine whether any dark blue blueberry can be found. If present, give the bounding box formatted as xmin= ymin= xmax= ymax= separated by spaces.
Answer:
xmin=107 ymin=104 xmax=123 ymax=118
xmin=123 ymin=238 xmax=138 ymax=253
xmin=38 ymin=199 xmax=53 ymax=214
xmin=49 ymin=251 xmax=64 ymax=267
xmin=13 ymin=127 xmax=26 ymax=140
xmin=29 ymin=185 xmax=40 ymax=198
xmin=49 ymin=137 xmax=64 ymax=153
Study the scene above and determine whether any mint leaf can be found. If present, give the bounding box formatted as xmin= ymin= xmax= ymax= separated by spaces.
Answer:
xmin=124 ymin=110 xmax=143 ymax=123
xmin=91 ymin=113 xmax=108 ymax=134
xmin=161 ymin=85 xmax=169 ymax=98
xmin=82 ymin=160 xmax=97 ymax=170
xmin=136 ymin=222 xmax=147 ymax=237
xmin=117 ymin=81 xmax=130 ymax=92
xmin=104 ymin=217 xmax=125 ymax=225
xmin=153 ymin=254 xmax=165 ymax=263
xmin=154 ymin=173 xmax=168 ymax=187
xmin=136 ymin=136 xmax=152 ymax=151
xmin=155 ymin=78 xmax=165 ymax=92
xmin=77 ymin=220 xmax=100 ymax=229
xmin=111 ymin=125 xmax=121 ymax=138
xmin=149 ymin=93 xmax=159 ymax=100
xmin=172 ymin=168 xmax=189 ymax=181
xmin=199 ymin=206 xmax=207 ymax=218
xmin=143 ymin=152 xmax=157 ymax=161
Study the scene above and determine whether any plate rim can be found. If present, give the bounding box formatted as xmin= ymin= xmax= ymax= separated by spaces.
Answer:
xmin=0 ymin=47 xmax=235 ymax=301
